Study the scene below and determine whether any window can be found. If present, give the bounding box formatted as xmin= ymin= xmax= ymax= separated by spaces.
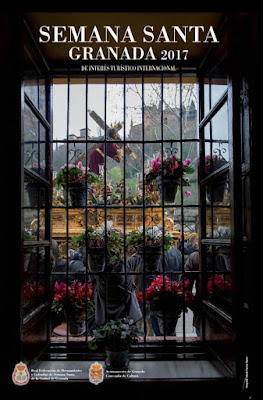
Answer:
xmin=21 ymin=31 xmax=52 ymax=361
xmin=199 ymin=76 xmax=232 ymax=314
xmin=50 ymin=73 xmax=200 ymax=350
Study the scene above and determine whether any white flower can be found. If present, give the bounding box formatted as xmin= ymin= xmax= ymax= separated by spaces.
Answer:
xmin=98 ymin=220 xmax=113 ymax=234
xmin=121 ymin=324 xmax=129 ymax=331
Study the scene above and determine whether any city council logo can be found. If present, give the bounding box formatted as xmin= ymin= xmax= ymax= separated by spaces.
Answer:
xmin=89 ymin=362 xmax=104 ymax=385
xmin=12 ymin=362 xmax=30 ymax=385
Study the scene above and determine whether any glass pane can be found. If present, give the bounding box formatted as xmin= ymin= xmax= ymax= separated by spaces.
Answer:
xmin=87 ymin=77 xmax=105 ymax=139
xmin=53 ymin=78 xmax=68 ymax=141
xmin=206 ymin=175 xmax=230 ymax=206
xmin=211 ymin=102 xmax=228 ymax=141
xmin=125 ymin=76 xmax=142 ymax=141
xmin=39 ymin=78 xmax=46 ymax=118
xmin=69 ymin=78 xmax=86 ymax=139
xmin=206 ymin=207 xmax=231 ymax=238
xmin=24 ymin=178 xmax=46 ymax=209
xmin=211 ymin=78 xmax=227 ymax=109
xmin=204 ymin=78 xmax=210 ymax=116
xmin=24 ymin=104 xmax=46 ymax=178
xmin=144 ymin=76 xmax=162 ymax=141
xmin=163 ymin=75 xmax=180 ymax=140
xmin=24 ymin=79 xmax=38 ymax=108
xmin=205 ymin=244 xmax=232 ymax=312
xmin=106 ymin=77 xmax=124 ymax=140
xmin=182 ymin=76 xmax=198 ymax=139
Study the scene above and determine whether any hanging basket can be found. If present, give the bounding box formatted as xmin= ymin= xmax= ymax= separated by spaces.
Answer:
xmin=155 ymin=311 xmax=181 ymax=335
xmin=26 ymin=183 xmax=45 ymax=207
xmin=68 ymin=183 xmax=86 ymax=207
xmin=156 ymin=175 xmax=181 ymax=203
xmin=206 ymin=180 xmax=226 ymax=204
xmin=105 ymin=348 xmax=130 ymax=369
xmin=136 ymin=245 xmax=162 ymax=273
xmin=88 ymin=247 xmax=106 ymax=272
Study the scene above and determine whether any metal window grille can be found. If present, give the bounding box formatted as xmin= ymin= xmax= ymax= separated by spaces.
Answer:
xmin=51 ymin=71 xmax=200 ymax=355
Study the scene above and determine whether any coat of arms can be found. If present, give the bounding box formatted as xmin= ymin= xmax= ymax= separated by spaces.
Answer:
xmin=89 ymin=362 xmax=104 ymax=385
xmin=12 ymin=362 xmax=30 ymax=385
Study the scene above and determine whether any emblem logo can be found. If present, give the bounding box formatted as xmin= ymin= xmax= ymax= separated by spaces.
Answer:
xmin=12 ymin=362 xmax=30 ymax=385
xmin=89 ymin=362 xmax=104 ymax=385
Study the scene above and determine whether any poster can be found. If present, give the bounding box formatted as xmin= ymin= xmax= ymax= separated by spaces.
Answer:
xmin=3 ymin=8 xmax=260 ymax=398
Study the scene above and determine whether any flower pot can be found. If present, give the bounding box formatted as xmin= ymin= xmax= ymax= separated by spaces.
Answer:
xmin=136 ymin=245 xmax=162 ymax=273
xmin=69 ymin=318 xmax=86 ymax=336
xmin=156 ymin=175 xmax=180 ymax=203
xmin=105 ymin=348 xmax=130 ymax=369
xmin=88 ymin=247 xmax=106 ymax=272
xmin=155 ymin=311 xmax=180 ymax=335
xmin=26 ymin=183 xmax=45 ymax=207
xmin=206 ymin=181 xmax=226 ymax=204
xmin=68 ymin=183 xmax=86 ymax=207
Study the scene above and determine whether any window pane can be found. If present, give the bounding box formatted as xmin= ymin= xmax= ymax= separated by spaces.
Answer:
xmin=182 ymin=76 xmax=198 ymax=139
xmin=211 ymin=78 xmax=227 ymax=109
xmin=24 ymin=104 xmax=47 ymax=178
xmin=144 ymin=76 xmax=162 ymax=141
xmin=53 ymin=79 xmax=68 ymax=141
xmin=125 ymin=76 xmax=142 ymax=141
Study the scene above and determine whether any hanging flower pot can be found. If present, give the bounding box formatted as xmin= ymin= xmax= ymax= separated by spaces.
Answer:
xmin=206 ymin=180 xmax=226 ymax=204
xmin=155 ymin=311 xmax=181 ymax=335
xmin=26 ymin=183 xmax=45 ymax=207
xmin=88 ymin=247 xmax=106 ymax=272
xmin=68 ymin=183 xmax=86 ymax=207
xmin=136 ymin=244 xmax=162 ymax=273
xmin=105 ymin=348 xmax=130 ymax=369
xmin=155 ymin=175 xmax=181 ymax=203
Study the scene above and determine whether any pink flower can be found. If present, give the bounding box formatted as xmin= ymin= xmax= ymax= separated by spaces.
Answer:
xmin=185 ymin=190 xmax=191 ymax=198
xmin=183 ymin=158 xmax=191 ymax=166
xmin=151 ymin=157 xmax=161 ymax=174
xmin=77 ymin=161 xmax=85 ymax=172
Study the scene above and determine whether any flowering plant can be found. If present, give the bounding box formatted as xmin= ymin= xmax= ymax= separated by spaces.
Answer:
xmin=146 ymin=154 xmax=194 ymax=180
xmin=137 ymin=275 xmax=194 ymax=314
xmin=126 ymin=225 xmax=173 ymax=253
xmin=55 ymin=162 xmax=102 ymax=189
xmin=72 ymin=221 xmax=124 ymax=261
xmin=92 ymin=318 xmax=142 ymax=351
xmin=52 ymin=281 xmax=94 ymax=318
xmin=207 ymin=274 xmax=232 ymax=295
xmin=24 ymin=282 xmax=44 ymax=304
xmin=30 ymin=162 xmax=46 ymax=178
xmin=204 ymin=155 xmax=227 ymax=175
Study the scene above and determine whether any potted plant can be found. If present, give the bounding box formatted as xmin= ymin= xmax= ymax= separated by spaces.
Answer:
xmin=55 ymin=161 xmax=102 ymax=207
xmin=145 ymin=153 xmax=194 ymax=203
xmin=126 ymin=225 xmax=173 ymax=272
xmin=204 ymin=155 xmax=228 ymax=203
xmin=25 ymin=162 xmax=46 ymax=207
xmin=23 ymin=281 xmax=45 ymax=310
xmin=51 ymin=280 xmax=94 ymax=336
xmin=138 ymin=275 xmax=194 ymax=335
xmin=207 ymin=273 xmax=232 ymax=312
xmin=91 ymin=317 xmax=142 ymax=368
xmin=72 ymin=221 xmax=124 ymax=272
